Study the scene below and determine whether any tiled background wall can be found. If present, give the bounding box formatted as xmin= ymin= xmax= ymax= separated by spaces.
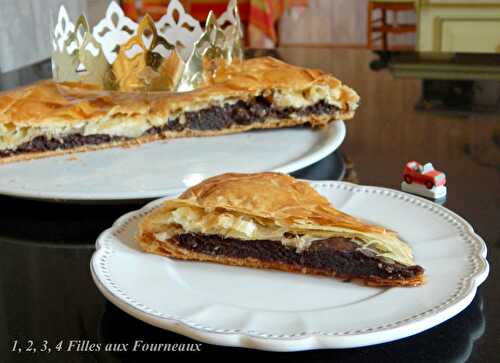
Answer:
xmin=280 ymin=0 xmax=415 ymax=47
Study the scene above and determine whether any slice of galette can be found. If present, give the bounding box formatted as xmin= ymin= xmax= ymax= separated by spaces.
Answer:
xmin=137 ymin=172 xmax=424 ymax=287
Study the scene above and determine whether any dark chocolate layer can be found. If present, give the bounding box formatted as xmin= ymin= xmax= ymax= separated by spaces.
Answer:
xmin=171 ymin=233 xmax=424 ymax=281
xmin=145 ymin=97 xmax=337 ymax=133
xmin=0 ymin=134 xmax=128 ymax=158
xmin=0 ymin=98 xmax=339 ymax=158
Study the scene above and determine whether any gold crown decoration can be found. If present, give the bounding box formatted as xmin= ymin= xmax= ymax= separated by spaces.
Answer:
xmin=178 ymin=3 xmax=244 ymax=92
xmin=51 ymin=0 xmax=243 ymax=92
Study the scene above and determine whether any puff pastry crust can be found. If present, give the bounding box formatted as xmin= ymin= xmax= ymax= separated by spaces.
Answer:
xmin=137 ymin=173 xmax=425 ymax=287
xmin=0 ymin=57 xmax=359 ymax=164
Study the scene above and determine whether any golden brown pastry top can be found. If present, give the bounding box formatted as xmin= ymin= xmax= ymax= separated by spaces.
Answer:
xmin=0 ymin=57 xmax=359 ymax=127
xmin=141 ymin=173 xmax=417 ymax=266
xmin=178 ymin=172 xmax=384 ymax=234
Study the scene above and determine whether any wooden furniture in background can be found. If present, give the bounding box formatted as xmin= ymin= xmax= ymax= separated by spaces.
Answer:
xmin=367 ymin=0 xmax=416 ymax=51
xmin=417 ymin=0 xmax=500 ymax=53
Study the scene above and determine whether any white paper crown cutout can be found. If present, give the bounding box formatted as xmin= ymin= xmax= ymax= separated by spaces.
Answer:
xmin=51 ymin=0 xmax=243 ymax=92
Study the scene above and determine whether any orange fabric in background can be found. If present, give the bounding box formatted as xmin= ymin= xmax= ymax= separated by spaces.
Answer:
xmin=121 ymin=0 xmax=308 ymax=46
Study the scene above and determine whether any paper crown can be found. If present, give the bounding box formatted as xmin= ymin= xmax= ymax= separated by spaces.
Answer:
xmin=51 ymin=0 xmax=243 ymax=92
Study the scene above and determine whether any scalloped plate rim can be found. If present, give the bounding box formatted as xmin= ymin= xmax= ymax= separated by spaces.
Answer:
xmin=90 ymin=181 xmax=489 ymax=351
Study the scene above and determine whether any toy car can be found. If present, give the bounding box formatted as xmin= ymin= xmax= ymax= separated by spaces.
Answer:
xmin=401 ymin=161 xmax=447 ymax=199
xmin=403 ymin=161 xmax=446 ymax=189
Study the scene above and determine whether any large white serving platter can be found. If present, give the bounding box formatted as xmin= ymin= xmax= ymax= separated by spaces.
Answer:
xmin=0 ymin=122 xmax=345 ymax=203
xmin=91 ymin=181 xmax=489 ymax=351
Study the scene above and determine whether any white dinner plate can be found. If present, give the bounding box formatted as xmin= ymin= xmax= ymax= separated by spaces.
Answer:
xmin=91 ymin=181 xmax=489 ymax=351
xmin=0 ymin=122 xmax=345 ymax=203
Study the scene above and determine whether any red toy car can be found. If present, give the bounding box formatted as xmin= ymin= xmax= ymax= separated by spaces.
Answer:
xmin=403 ymin=161 xmax=446 ymax=189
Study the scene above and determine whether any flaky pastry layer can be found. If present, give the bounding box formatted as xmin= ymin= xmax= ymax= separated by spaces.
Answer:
xmin=0 ymin=115 xmax=331 ymax=164
xmin=0 ymin=57 xmax=359 ymax=157
xmin=138 ymin=173 xmax=417 ymax=267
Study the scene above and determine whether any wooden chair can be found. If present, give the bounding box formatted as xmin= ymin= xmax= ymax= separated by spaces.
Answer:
xmin=367 ymin=0 xmax=416 ymax=51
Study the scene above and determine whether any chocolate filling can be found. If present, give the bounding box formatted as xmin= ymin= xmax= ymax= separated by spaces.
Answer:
xmin=171 ymin=233 xmax=424 ymax=280
xmin=0 ymin=97 xmax=339 ymax=158
xmin=145 ymin=97 xmax=337 ymax=134
xmin=0 ymin=134 xmax=128 ymax=158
